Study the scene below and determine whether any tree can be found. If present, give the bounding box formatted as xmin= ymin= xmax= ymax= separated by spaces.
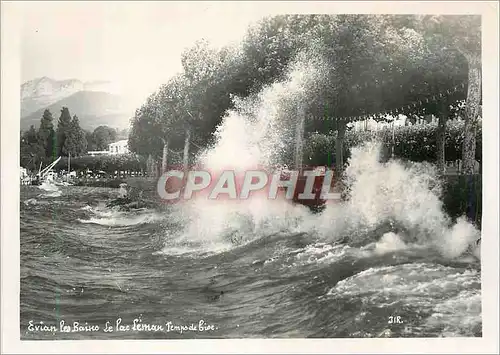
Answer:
xmin=38 ymin=109 xmax=56 ymax=158
xmin=128 ymin=14 xmax=472 ymax=177
xmin=235 ymin=15 xmax=320 ymax=95
xmin=128 ymin=104 xmax=164 ymax=159
xmin=85 ymin=130 xmax=97 ymax=151
xmin=56 ymin=107 xmax=73 ymax=156
xmin=418 ymin=15 xmax=481 ymax=175
xmin=20 ymin=125 xmax=44 ymax=170
xmin=178 ymin=41 xmax=247 ymax=150
xmin=299 ymin=15 xmax=469 ymax=175
xmin=383 ymin=16 xmax=468 ymax=174
xmin=92 ymin=125 xmax=117 ymax=150
xmin=62 ymin=115 xmax=87 ymax=157
xmin=129 ymin=17 xmax=319 ymax=163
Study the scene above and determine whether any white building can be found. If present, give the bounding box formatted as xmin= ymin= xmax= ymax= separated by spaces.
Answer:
xmin=108 ymin=140 xmax=129 ymax=155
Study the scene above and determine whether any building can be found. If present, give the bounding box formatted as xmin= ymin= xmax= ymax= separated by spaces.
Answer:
xmin=108 ymin=140 xmax=129 ymax=155
xmin=86 ymin=140 xmax=130 ymax=156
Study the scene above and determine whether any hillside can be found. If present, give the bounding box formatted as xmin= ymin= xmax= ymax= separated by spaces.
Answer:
xmin=21 ymin=91 xmax=132 ymax=131
xmin=21 ymin=77 xmax=84 ymax=117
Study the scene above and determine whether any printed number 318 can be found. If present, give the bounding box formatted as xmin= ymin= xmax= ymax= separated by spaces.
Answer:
xmin=388 ymin=316 xmax=403 ymax=324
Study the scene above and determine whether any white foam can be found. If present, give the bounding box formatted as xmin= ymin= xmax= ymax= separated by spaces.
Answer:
xmin=308 ymin=141 xmax=481 ymax=260
xmin=159 ymin=55 xmax=481 ymax=261
xmin=161 ymin=56 xmax=323 ymax=254
xmin=78 ymin=213 xmax=163 ymax=227
xmin=41 ymin=191 xmax=62 ymax=198
xmin=38 ymin=181 xmax=60 ymax=192
xmin=78 ymin=205 xmax=163 ymax=227
xmin=374 ymin=232 xmax=408 ymax=254
xmin=326 ymin=264 xmax=481 ymax=325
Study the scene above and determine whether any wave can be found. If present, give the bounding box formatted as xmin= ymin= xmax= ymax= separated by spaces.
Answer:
xmin=326 ymin=263 xmax=481 ymax=337
xmin=39 ymin=191 xmax=62 ymax=198
xmin=78 ymin=204 xmax=164 ymax=227
xmin=156 ymin=55 xmax=480 ymax=264
xmin=38 ymin=182 xmax=60 ymax=192
xmin=158 ymin=58 xmax=325 ymax=256
xmin=304 ymin=141 xmax=481 ymax=259
xmin=160 ymin=142 xmax=481 ymax=262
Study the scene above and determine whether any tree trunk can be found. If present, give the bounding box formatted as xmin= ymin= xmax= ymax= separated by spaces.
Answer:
xmin=294 ymin=103 xmax=306 ymax=171
xmin=335 ymin=119 xmax=346 ymax=180
xmin=391 ymin=120 xmax=396 ymax=159
xmin=436 ymin=101 xmax=449 ymax=175
xmin=183 ymin=126 xmax=191 ymax=171
xmin=155 ymin=161 xmax=160 ymax=178
xmin=161 ymin=139 xmax=169 ymax=174
xmin=462 ymin=55 xmax=481 ymax=175
xmin=147 ymin=154 xmax=155 ymax=178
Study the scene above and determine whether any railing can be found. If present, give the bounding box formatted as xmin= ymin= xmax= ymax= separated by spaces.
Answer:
xmin=77 ymin=170 xmax=148 ymax=180
xmin=20 ymin=170 xmax=150 ymax=185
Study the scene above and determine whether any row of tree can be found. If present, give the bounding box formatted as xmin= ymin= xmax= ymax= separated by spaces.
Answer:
xmin=128 ymin=15 xmax=481 ymax=175
xmin=304 ymin=119 xmax=482 ymax=167
xmin=20 ymin=107 xmax=127 ymax=171
xmin=21 ymin=108 xmax=85 ymax=170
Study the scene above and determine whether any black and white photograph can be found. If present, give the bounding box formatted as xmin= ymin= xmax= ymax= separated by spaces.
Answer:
xmin=1 ymin=1 xmax=499 ymax=354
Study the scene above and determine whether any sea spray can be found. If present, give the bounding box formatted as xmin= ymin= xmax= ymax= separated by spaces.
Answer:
xmin=441 ymin=216 xmax=480 ymax=259
xmin=161 ymin=56 xmax=324 ymax=253
xmin=199 ymin=55 xmax=327 ymax=171
xmin=308 ymin=140 xmax=480 ymax=259
xmin=161 ymin=59 xmax=479 ymax=260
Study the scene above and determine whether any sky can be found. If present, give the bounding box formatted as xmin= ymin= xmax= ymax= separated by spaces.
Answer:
xmin=19 ymin=2 xmax=270 ymax=108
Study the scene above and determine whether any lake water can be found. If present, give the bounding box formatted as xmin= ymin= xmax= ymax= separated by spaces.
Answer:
xmin=20 ymin=60 xmax=482 ymax=340
xmin=20 ymin=165 xmax=482 ymax=339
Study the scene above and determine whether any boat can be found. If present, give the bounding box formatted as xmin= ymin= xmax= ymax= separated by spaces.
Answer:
xmin=32 ymin=157 xmax=62 ymax=186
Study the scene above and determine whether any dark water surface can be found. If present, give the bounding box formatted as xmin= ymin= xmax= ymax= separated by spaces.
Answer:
xmin=20 ymin=186 xmax=481 ymax=339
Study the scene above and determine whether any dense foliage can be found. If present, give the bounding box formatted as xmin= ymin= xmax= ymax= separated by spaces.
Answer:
xmin=20 ymin=106 xmax=129 ymax=171
xmin=20 ymin=107 xmax=89 ymax=170
xmin=304 ymin=120 xmax=482 ymax=167
xmin=442 ymin=174 xmax=482 ymax=226
xmin=87 ymin=125 xmax=118 ymax=151
xmin=127 ymin=15 xmax=479 ymax=169
xmin=21 ymin=16 xmax=480 ymax=176
xmin=53 ymin=154 xmax=147 ymax=175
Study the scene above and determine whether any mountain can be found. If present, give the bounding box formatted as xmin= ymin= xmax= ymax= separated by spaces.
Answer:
xmin=21 ymin=77 xmax=84 ymax=117
xmin=21 ymin=91 xmax=132 ymax=131
xmin=21 ymin=77 xmax=133 ymax=131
